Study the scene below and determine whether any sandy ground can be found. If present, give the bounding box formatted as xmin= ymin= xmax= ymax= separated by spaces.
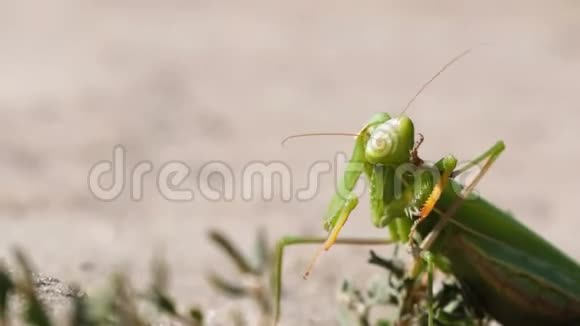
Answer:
xmin=1 ymin=1 xmax=580 ymax=325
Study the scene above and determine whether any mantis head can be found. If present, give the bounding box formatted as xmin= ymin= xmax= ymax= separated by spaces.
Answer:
xmin=365 ymin=116 xmax=415 ymax=165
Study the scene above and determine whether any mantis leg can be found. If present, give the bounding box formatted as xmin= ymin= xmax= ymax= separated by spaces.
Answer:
xmin=421 ymin=141 xmax=506 ymax=251
xmin=406 ymin=141 xmax=505 ymax=324
xmin=272 ymin=236 xmax=394 ymax=325
xmin=308 ymin=160 xmax=399 ymax=276
xmin=410 ymin=133 xmax=425 ymax=166
xmin=303 ymin=195 xmax=359 ymax=280
xmin=450 ymin=140 xmax=506 ymax=178
xmin=372 ymin=163 xmax=415 ymax=243
xmin=407 ymin=155 xmax=458 ymax=244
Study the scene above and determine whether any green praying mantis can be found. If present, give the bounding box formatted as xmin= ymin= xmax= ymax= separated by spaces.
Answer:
xmin=272 ymin=52 xmax=580 ymax=325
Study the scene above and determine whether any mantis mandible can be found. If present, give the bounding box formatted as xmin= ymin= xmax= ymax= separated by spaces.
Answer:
xmin=272 ymin=51 xmax=580 ymax=326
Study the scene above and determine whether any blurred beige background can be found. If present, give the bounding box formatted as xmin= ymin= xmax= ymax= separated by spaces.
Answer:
xmin=1 ymin=1 xmax=579 ymax=325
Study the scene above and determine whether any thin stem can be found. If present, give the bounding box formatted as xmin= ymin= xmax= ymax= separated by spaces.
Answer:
xmin=272 ymin=237 xmax=393 ymax=325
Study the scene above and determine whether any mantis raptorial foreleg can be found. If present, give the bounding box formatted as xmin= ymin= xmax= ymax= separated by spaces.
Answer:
xmin=302 ymin=114 xmax=393 ymax=277
xmin=272 ymin=237 xmax=394 ymax=325
xmin=408 ymin=155 xmax=458 ymax=243
xmin=420 ymin=141 xmax=506 ymax=251
xmin=407 ymin=141 xmax=505 ymax=326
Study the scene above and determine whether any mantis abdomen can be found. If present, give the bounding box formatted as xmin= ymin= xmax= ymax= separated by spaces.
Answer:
xmin=428 ymin=184 xmax=580 ymax=325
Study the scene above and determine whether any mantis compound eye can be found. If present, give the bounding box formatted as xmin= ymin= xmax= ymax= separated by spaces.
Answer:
xmin=370 ymin=130 xmax=391 ymax=153
xmin=365 ymin=120 xmax=398 ymax=162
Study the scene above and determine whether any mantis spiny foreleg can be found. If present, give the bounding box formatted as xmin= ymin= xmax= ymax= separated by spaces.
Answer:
xmin=420 ymin=141 xmax=506 ymax=251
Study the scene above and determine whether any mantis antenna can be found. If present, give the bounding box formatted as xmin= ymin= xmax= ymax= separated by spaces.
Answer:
xmin=281 ymin=132 xmax=359 ymax=147
xmin=399 ymin=48 xmax=473 ymax=117
xmin=281 ymin=47 xmax=477 ymax=146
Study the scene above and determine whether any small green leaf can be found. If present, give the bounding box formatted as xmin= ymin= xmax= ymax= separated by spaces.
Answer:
xmin=189 ymin=307 xmax=203 ymax=323
xmin=206 ymin=273 xmax=247 ymax=297
xmin=375 ymin=320 xmax=392 ymax=326
xmin=13 ymin=249 xmax=52 ymax=326
xmin=0 ymin=263 xmax=14 ymax=322
xmin=151 ymin=289 xmax=178 ymax=316
xmin=69 ymin=293 xmax=98 ymax=326
xmin=23 ymin=289 xmax=53 ymax=326
xmin=111 ymin=274 xmax=145 ymax=326
xmin=209 ymin=231 xmax=255 ymax=274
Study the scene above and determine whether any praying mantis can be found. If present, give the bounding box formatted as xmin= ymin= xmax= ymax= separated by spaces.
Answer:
xmin=272 ymin=52 xmax=580 ymax=325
